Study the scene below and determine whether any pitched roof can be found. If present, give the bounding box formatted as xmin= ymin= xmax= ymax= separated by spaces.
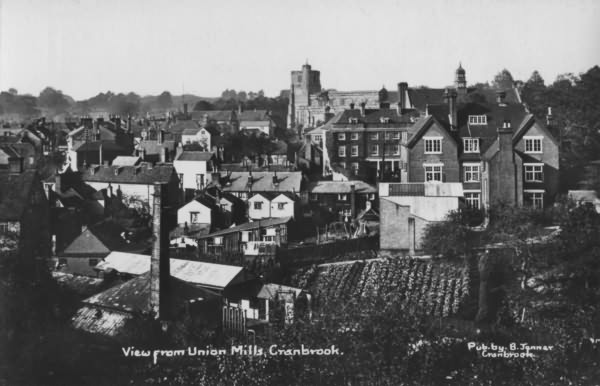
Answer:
xmin=168 ymin=120 xmax=200 ymax=135
xmin=81 ymin=163 xmax=175 ymax=185
xmin=175 ymin=151 xmax=214 ymax=162
xmin=52 ymin=271 xmax=106 ymax=297
xmin=198 ymin=216 xmax=292 ymax=239
xmin=0 ymin=170 xmax=37 ymax=221
xmin=191 ymin=110 xmax=236 ymax=122
xmin=60 ymin=221 xmax=144 ymax=256
xmin=111 ymin=156 xmax=141 ymax=166
xmin=238 ymin=110 xmax=270 ymax=122
xmin=95 ymin=252 xmax=246 ymax=289
xmin=307 ymin=180 xmax=377 ymax=194
xmin=75 ymin=141 xmax=128 ymax=153
xmin=219 ymin=171 xmax=302 ymax=194
xmin=407 ymin=88 xmax=447 ymax=111
xmin=181 ymin=127 xmax=202 ymax=135
xmin=136 ymin=140 xmax=176 ymax=155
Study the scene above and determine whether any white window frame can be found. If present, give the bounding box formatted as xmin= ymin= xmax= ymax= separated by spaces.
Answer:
xmin=524 ymin=163 xmax=544 ymax=182
xmin=254 ymin=201 xmax=263 ymax=210
xmin=190 ymin=212 xmax=200 ymax=224
xmin=351 ymin=145 xmax=359 ymax=157
xmin=393 ymin=144 xmax=400 ymax=155
xmin=351 ymin=162 xmax=359 ymax=173
xmin=463 ymin=138 xmax=480 ymax=153
xmin=277 ymin=202 xmax=285 ymax=210
xmin=338 ymin=194 xmax=348 ymax=201
xmin=313 ymin=134 xmax=322 ymax=143
xmin=370 ymin=132 xmax=379 ymax=140
xmin=424 ymin=163 xmax=443 ymax=182
xmin=309 ymin=193 xmax=318 ymax=201
xmin=463 ymin=191 xmax=481 ymax=209
xmin=392 ymin=132 xmax=401 ymax=140
xmin=338 ymin=146 xmax=346 ymax=157
xmin=350 ymin=133 xmax=359 ymax=140
xmin=463 ymin=163 xmax=481 ymax=182
xmin=338 ymin=133 xmax=346 ymax=141
xmin=340 ymin=162 xmax=346 ymax=169
xmin=468 ymin=115 xmax=487 ymax=125
xmin=524 ymin=136 xmax=543 ymax=153
xmin=424 ymin=137 xmax=442 ymax=154
xmin=524 ymin=190 xmax=544 ymax=209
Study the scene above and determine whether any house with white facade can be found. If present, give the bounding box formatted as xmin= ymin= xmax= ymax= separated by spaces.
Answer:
xmin=181 ymin=126 xmax=214 ymax=151
xmin=174 ymin=151 xmax=215 ymax=200
xmin=248 ymin=192 xmax=296 ymax=220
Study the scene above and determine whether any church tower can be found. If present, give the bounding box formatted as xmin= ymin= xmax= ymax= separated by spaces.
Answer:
xmin=455 ymin=63 xmax=467 ymax=95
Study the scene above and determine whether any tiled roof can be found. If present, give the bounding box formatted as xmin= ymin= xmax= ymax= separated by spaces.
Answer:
xmin=175 ymin=151 xmax=214 ymax=162
xmin=307 ymin=180 xmax=377 ymax=194
xmin=168 ymin=120 xmax=200 ymax=135
xmin=198 ymin=216 xmax=292 ymax=239
xmin=191 ymin=110 xmax=236 ymax=122
xmin=75 ymin=141 xmax=128 ymax=153
xmin=219 ymin=171 xmax=302 ymax=194
xmin=81 ymin=163 xmax=175 ymax=185
xmin=407 ymin=88 xmax=446 ymax=111
xmin=60 ymin=221 xmax=145 ymax=256
xmin=181 ymin=127 xmax=202 ymax=135
xmin=0 ymin=170 xmax=37 ymax=221
xmin=136 ymin=140 xmax=176 ymax=155
xmin=238 ymin=110 xmax=270 ymax=122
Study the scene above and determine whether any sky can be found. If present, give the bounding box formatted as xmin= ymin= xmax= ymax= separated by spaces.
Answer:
xmin=1 ymin=0 xmax=599 ymax=100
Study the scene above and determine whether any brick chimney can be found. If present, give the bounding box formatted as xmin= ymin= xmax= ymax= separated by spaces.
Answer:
xmin=496 ymin=120 xmax=517 ymax=205
xmin=546 ymin=107 xmax=553 ymax=127
xmin=398 ymin=82 xmax=408 ymax=111
xmin=350 ymin=184 xmax=356 ymax=219
xmin=496 ymin=91 xmax=507 ymax=105
xmin=150 ymin=183 xmax=170 ymax=320
xmin=360 ymin=102 xmax=366 ymax=117
xmin=444 ymin=88 xmax=458 ymax=131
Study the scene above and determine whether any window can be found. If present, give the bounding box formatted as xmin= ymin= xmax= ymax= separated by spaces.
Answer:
xmin=351 ymin=162 xmax=359 ymax=173
xmin=190 ymin=212 xmax=200 ymax=224
xmin=401 ymin=132 xmax=408 ymax=143
xmin=351 ymin=145 xmax=358 ymax=157
xmin=524 ymin=191 xmax=544 ymax=209
xmin=254 ymin=202 xmax=263 ymax=210
xmin=393 ymin=144 xmax=400 ymax=155
xmin=309 ymin=193 xmax=318 ymax=201
xmin=338 ymin=133 xmax=346 ymax=141
xmin=463 ymin=164 xmax=480 ymax=182
xmin=178 ymin=173 xmax=184 ymax=189
xmin=468 ymin=115 xmax=487 ymax=125
xmin=340 ymin=162 xmax=346 ymax=169
xmin=338 ymin=146 xmax=346 ymax=157
xmin=524 ymin=136 xmax=543 ymax=153
xmin=392 ymin=132 xmax=400 ymax=140
xmin=524 ymin=164 xmax=544 ymax=182
xmin=338 ymin=194 xmax=348 ymax=201
xmin=351 ymin=133 xmax=359 ymax=140
xmin=277 ymin=203 xmax=285 ymax=210
xmin=424 ymin=137 xmax=442 ymax=154
xmin=368 ymin=193 xmax=376 ymax=200
xmin=370 ymin=144 xmax=379 ymax=156
xmin=0 ymin=223 xmax=7 ymax=233
xmin=195 ymin=174 xmax=204 ymax=189
xmin=370 ymin=132 xmax=379 ymax=140
xmin=463 ymin=138 xmax=480 ymax=153
xmin=313 ymin=134 xmax=322 ymax=143
xmin=464 ymin=192 xmax=481 ymax=209
xmin=349 ymin=118 xmax=359 ymax=124
xmin=89 ymin=258 xmax=99 ymax=267
xmin=379 ymin=117 xmax=391 ymax=124
xmin=424 ymin=164 xmax=443 ymax=182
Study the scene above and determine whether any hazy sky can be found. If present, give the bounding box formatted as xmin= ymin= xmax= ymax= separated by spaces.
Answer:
xmin=1 ymin=0 xmax=599 ymax=100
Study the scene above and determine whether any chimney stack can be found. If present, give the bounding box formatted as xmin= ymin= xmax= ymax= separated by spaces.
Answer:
xmin=496 ymin=120 xmax=517 ymax=205
xmin=160 ymin=147 xmax=167 ymax=163
xmin=183 ymin=103 xmax=188 ymax=116
xmin=398 ymin=82 xmax=408 ymax=111
xmin=546 ymin=106 xmax=553 ymax=127
xmin=349 ymin=102 xmax=355 ymax=110
xmin=360 ymin=102 xmax=366 ymax=117
xmin=350 ymin=184 xmax=356 ymax=219
xmin=151 ymin=183 xmax=170 ymax=320
xmin=444 ymin=88 xmax=458 ymax=131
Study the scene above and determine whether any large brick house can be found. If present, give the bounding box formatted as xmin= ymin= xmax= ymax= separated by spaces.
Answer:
xmin=410 ymin=93 xmax=560 ymax=209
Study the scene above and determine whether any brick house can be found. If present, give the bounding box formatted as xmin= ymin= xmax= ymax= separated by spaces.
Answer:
xmin=0 ymin=162 xmax=49 ymax=258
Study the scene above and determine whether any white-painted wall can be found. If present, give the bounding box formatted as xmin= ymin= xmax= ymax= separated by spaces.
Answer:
xmin=270 ymin=194 xmax=295 ymax=219
xmin=181 ymin=128 xmax=212 ymax=150
xmin=248 ymin=194 xmax=271 ymax=219
xmin=177 ymin=200 xmax=212 ymax=225
xmin=173 ymin=159 xmax=211 ymax=191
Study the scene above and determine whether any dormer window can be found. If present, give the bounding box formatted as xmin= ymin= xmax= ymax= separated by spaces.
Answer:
xmin=348 ymin=117 xmax=359 ymax=124
xmin=463 ymin=138 xmax=480 ymax=153
xmin=468 ymin=115 xmax=487 ymax=125
xmin=379 ymin=117 xmax=391 ymax=124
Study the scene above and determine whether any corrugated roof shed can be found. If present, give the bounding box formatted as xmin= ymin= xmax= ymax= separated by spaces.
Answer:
xmin=199 ymin=216 xmax=292 ymax=239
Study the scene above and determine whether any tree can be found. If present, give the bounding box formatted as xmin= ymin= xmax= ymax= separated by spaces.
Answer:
xmin=8 ymin=88 xmax=18 ymax=95
xmin=492 ymin=69 xmax=515 ymax=89
xmin=38 ymin=87 xmax=71 ymax=112
xmin=193 ymin=100 xmax=213 ymax=111
xmin=156 ymin=91 xmax=173 ymax=109
xmin=421 ymin=208 xmax=482 ymax=259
